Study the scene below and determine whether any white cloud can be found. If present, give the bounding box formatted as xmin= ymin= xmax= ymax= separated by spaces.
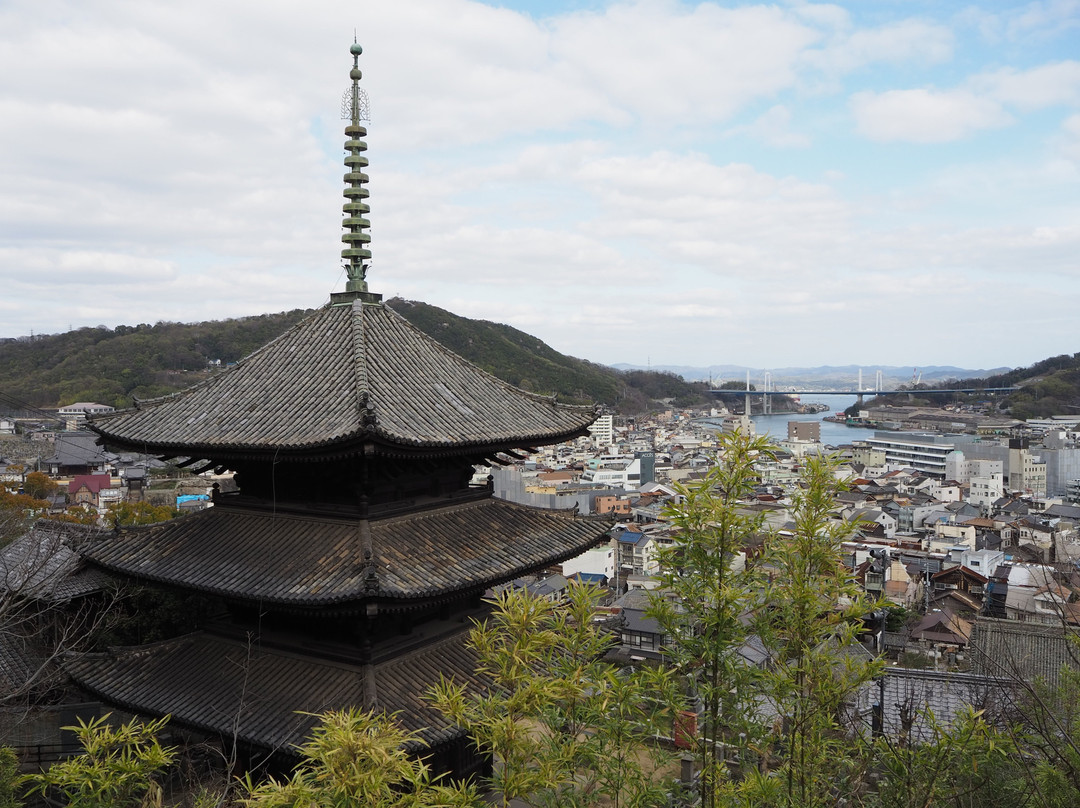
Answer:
xmin=729 ymin=105 xmax=811 ymax=148
xmin=1006 ymin=0 xmax=1080 ymax=39
xmin=804 ymin=19 xmax=954 ymax=75
xmin=850 ymin=88 xmax=1012 ymax=143
xmin=973 ymin=61 xmax=1080 ymax=111
xmin=548 ymin=3 xmax=820 ymax=124
xmin=0 ymin=0 xmax=1076 ymax=369
xmin=1058 ymin=113 xmax=1080 ymax=162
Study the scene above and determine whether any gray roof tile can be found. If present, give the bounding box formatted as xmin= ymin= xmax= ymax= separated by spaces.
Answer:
xmin=66 ymin=629 xmax=481 ymax=753
xmin=90 ymin=301 xmax=595 ymax=459
xmin=80 ymin=498 xmax=608 ymax=606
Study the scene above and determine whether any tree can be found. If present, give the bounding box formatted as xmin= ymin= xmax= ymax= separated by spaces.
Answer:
xmin=241 ymin=708 xmax=478 ymax=808
xmin=22 ymin=472 xmax=56 ymax=502
xmin=1006 ymin=665 xmax=1080 ymax=807
xmin=650 ymin=430 xmax=775 ymax=808
xmin=47 ymin=504 xmax=99 ymax=526
xmin=430 ymin=583 xmax=675 ymax=808
xmin=23 ymin=714 xmax=175 ymax=808
xmin=745 ymin=451 xmax=884 ymax=807
xmin=0 ymin=747 xmax=20 ymax=808
xmin=104 ymin=501 xmax=180 ymax=528
xmin=0 ymin=518 xmax=119 ymax=717
xmin=869 ymin=706 xmax=1024 ymax=808
xmin=0 ymin=491 xmax=50 ymax=527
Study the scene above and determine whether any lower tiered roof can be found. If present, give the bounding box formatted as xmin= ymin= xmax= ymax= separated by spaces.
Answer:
xmin=66 ymin=628 xmax=482 ymax=753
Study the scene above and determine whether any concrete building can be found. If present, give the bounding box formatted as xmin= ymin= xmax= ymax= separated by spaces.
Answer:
xmin=587 ymin=414 xmax=614 ymax=448
xmin=1009 ymin=439 xmax=1047 ymax=496
xmin=865 ymin=433 xmax=955 ymax=478
xmin=787 ymin=421 xmax=821 ymax=442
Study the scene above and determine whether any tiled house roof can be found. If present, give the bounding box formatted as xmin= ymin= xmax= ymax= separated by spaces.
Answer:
xmin=80 ymin=498 xmax=606 ymax=606
xmin=89 ymin=300 xmax=595 ymax=460
xmin=968 ymin=617 xmax=1080 ymax=686
xmin=66 ymin=629 xmax=482 ymax=753
xmin=1 ymin=521 xmax=111 ymax=603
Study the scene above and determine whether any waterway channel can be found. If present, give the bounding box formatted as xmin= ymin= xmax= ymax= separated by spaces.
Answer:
xmin=703 ymin=394 xmax=876 ymax=447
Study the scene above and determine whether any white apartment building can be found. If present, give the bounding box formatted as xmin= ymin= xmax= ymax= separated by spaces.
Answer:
xmin=587 ymin=415 xmax=614 ymax=448
xmin=944 ymin=451 xmax=1003 ymax=484
xmin=866 ymin=434 xmax=955 ymax=478
xmin=968 ymin=474 xmax=1004 ymax=511
xmin=581 ymin=455 xmax=643 ymax=490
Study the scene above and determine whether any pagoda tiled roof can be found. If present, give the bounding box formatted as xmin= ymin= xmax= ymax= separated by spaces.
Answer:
xmin=89 ymin=300 xmax=595 ymax=459
xmin=79 ymin=498 xmax=608 ymax=607
xmin=66 ymin=629 xmax=481 ymax=753
xmin=968 ymin=617 xmax=1080 ymax=686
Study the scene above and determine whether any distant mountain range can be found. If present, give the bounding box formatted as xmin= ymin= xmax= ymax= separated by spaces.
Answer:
xmin=610 ymin=364 xmax=1011 ymax=388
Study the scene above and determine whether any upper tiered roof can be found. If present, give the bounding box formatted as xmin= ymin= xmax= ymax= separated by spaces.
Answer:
xmin=90 ymin=300 xmax=595 ymax=461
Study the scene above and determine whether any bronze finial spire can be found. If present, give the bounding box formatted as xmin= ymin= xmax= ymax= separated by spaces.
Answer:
xmin=341 ymin=40 xmax=371 ymax=294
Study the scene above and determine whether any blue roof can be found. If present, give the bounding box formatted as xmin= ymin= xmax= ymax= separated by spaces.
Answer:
xmin=617 ymin=531 xmax=645 ymax=544
xmin=572 ymin=572 xmax=608 ymax=584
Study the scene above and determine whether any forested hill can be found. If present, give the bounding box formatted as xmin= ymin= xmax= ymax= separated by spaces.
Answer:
xmin=865 ymin=352 xmax=1080 ymax=419
xmin=0 ymin=310 xmax=316 ymax=410
xmin=385 ymin=298 xmax=709 ymax=410
xmin=0 ymin=300 xmax=710 ymax=414
xmin=963 ymin=353 xmax=1080 ymax=420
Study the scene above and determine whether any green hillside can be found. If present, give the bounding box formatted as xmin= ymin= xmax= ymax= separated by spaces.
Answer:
xmin=385 ymin=298 xmax=713 ymax=410
xmin=384 ymin=298 xmax=621 ymax=404
xmin=0 ymin=300 xmax=711 ymax=414
xmin=860 ymin=353 xmax=1080 ymax=419
xmin=978 ymin=353 xmax=1080 ymax=419
xmin=0 ymin=311 xmax=315 ymax=410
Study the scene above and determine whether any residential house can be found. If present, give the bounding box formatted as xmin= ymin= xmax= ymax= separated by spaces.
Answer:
xmin=66 ymin=474 xmax=119 ymax=510
xmin=45 ymin=432 xmax=114 ymax=477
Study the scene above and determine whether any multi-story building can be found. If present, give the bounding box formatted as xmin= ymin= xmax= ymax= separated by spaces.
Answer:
xmin=1009 ymin=439 xmax=1047 ymax=496
xmin=865 ymin=433 xmax=955 ymax=477
xmin=587 ymin=414 xmax=614 ymax=448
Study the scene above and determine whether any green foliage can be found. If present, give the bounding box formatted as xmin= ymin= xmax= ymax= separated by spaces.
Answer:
xmin=21 ymin=471 xmax=56 ymax=500
xmin=386 ymin=298 xmax=620 ymax=406
xmin=1011 ymin=667 xmax=1080 ymax=805
xmin=1 ymin=300 xmax=711 ymax=414
xmin=105 ymin=501 xmax=181 ymax=528
xmin=883 ymin=605 xmax=916 ymax=633
xmin=0 ymin=310 xmax=314 ymax=408
xmin=655 ymin=435 xmax=885 ymax=807
xmin=0 ymin=747 xmax=20 ymax=808
xmin=954 ymin=352 xmax=1080 ymax=419
xmin=387 ymin=298 xmax=711 ymax=412
xmin=429 ymin=584 xmax=675 ymax=808
xmin=869 ymin=707 xmax=1023 ymax=808
xmin=23 ymin=714 xmax=175 ymax=808
xmin=241 ymin=708 xmax=478 ymax=808
xmin=747 ymin=452 xmax=883 ymax=807
xmin=652 ymin=431 xmax=775 ymax=807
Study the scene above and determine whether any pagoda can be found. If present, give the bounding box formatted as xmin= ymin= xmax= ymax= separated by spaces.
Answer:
xmin=68 ymin=43 xmax=606 ymax=776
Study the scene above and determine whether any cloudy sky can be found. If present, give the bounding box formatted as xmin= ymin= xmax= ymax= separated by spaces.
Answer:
xmin=1 ymin=1 xmax=1077 ymax=373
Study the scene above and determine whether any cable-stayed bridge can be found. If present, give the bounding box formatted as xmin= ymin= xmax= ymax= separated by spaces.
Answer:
xmin=708 ymin=375 xmax=1017 ymax=415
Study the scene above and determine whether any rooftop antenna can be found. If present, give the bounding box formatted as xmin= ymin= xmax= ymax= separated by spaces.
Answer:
xmin=341 ymin=37 xmax=372 ymax=294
